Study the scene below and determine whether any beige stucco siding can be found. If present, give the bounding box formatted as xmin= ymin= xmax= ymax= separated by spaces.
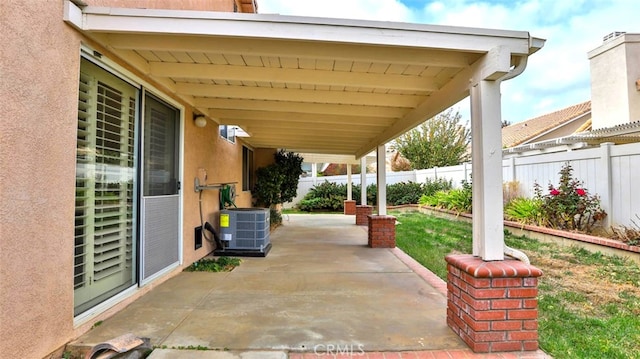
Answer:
xmin=1 ymin=1 xmax=268 ymax=358
xmin=182 ymin=117 xmax=255 ymax=266
xmin=1 ymin=1 xmax=81 ymax=357
xmin=589 ymin=34 xmax=640 ymax=129
xmin=85 ymin=0 xmax=236 ymax=11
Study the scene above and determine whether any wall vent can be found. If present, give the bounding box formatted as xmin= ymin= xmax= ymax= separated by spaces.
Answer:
xmin=195 ymin=226 xmax=203 ymax=250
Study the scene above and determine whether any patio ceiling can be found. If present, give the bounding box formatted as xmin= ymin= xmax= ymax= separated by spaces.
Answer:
xmin=64 ymin=1 xmax=543 ymax=159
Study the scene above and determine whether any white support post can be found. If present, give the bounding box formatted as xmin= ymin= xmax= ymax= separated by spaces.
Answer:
xmin=311 ymin=163 xmax=318 ymax=186
xmin=509 ymin=156 xmax=516 ymax=183
xmin=347 ymin=164 xmax=353 ymax=201
xmin=470 ymin=80 xmax=504 ymax=261
xmin=597 ymin=142 xmax=613 ymax=228
xmin=377 ymin=145 xmax=387 ymax=216
xmin=360 ymin=157 xmax=367 ymax=205
xmin=463 ymin=162 xmax=470 ymax=183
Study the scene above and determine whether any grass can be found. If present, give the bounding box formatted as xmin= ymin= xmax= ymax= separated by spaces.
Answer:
xmin=394 ymin=211 xmax=640 ymax=359
xmin=183 ymin=257 xmax=241 ymax=272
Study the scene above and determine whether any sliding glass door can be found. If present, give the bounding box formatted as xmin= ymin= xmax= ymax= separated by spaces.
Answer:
xmin=140 ymin=93 xmax=181 ymax=284
xmin=74 ymin=58 xmax=137 ymax=315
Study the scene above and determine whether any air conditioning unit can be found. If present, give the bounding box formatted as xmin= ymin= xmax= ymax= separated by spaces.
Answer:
xmin=215 ymin=208 xmax=271 ymax=257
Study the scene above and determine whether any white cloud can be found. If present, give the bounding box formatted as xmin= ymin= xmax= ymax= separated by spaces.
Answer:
xmin=258 ymin=0 xmax=414 ymax=22
xmin=257 ymin=0 xmax=639 ymax=123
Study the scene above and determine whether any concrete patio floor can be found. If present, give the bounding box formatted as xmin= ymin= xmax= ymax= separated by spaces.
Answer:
xmin=70 ymin=214 xmax=550 ymax=358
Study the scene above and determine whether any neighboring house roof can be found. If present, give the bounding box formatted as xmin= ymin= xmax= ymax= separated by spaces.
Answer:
xmin=503 ymin=117 xmax=640 ymax=156
xmin=587 ymin=119 xmax=640 ymax=136
xmin=502 ymin=101 xmax=592 ymax=148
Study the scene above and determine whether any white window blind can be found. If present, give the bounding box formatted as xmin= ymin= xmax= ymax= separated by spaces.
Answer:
xmin=74 ymin=59 xmax=137 ymax=315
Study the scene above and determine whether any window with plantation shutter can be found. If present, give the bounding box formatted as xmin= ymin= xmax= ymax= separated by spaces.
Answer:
xmin=74 ymin=58 xmax=138 ymax=315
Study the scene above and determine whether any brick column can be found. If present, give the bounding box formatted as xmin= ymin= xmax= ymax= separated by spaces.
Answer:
xmin=367 ymin=215 xmax=396 ymax=248
xmin=355 ymin=205 xmax=372 ymax=226
xmin=344 ymin=200 xmax=356 ymax=215
xmin=445 ymin=255 xmax=543 ymax=353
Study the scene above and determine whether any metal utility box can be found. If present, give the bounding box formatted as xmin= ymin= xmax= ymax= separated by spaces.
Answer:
xmin=217 ymin=208 xmax=270 ymax=256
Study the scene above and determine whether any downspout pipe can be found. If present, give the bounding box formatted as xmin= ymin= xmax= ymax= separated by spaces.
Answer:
xmin=498 ymin=54 xmax=530 ymax=264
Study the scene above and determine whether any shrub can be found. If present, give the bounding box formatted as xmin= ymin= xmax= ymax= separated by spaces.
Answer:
xmin=298 ymin=181 xmax=346 ymax=211
xmin=504 ymin=197 xmax=543 ymax=225
xmin=419 ymin=190 xmax=448 ymax=208
xmin=270 ymin=207 xmax=283 ymax=227
xmin=298 ymin=181 xmax=444 ymax=211
xmin=444 ymin=180 xmax=472 ymax=213
xmin=533 ymin=162 xmax=606 ymax=233
xmin=253 ymin=150 xmax=303 ymax=207
xmin=611 ymin=214 xmax=640 ymax=246
xmin=387 ymin=181 xmax=424 ymax=205
xmin=418 ymin=180 xmax=471 ymax=214
xmin=503 ymin=181 xmax=521 ymax=206
xmin=424 ymin=177 xmax=453 ymax=196
xmin=366 ymin=183 xmax=377 ymax=206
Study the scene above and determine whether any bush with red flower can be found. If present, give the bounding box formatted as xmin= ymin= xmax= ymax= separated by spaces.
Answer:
xmin=533 ymin=162 xmax=607 ymax=233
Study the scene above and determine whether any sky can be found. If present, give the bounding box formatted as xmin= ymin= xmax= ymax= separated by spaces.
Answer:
xmin=257 ymin=0 xmax=638 ymax=124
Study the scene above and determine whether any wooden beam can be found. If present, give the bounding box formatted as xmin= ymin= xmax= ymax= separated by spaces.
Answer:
xmin=105 ymin=34 xmax=473 ymax=68
xmin=177 ymin=83 xmax=425 ymax=107
xmin=209 ymin=109 xmax=395 ymax=127
xmin=150 ymin=62 xmax=440 ymax=91
xmin=194 ymin=98 xmax=406 ymax=118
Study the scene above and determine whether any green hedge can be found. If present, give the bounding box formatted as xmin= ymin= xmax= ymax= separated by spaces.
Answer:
xmin=298 ymin=178 xmax=452 ymax=212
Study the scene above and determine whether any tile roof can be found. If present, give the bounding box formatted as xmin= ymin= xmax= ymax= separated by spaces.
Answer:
xmin=589 ymin=119 xmax=640 ymax=135
xmin=502 ymin=101 xmax=591 ymax=147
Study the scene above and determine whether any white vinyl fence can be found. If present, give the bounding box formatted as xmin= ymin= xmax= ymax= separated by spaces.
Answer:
xmin=290 ymin=142 xmax=640 ymax=227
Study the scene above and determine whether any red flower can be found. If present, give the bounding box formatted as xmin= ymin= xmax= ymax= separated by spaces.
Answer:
xmin=550 ymin=189 xmax=560 ymax=196
xmin=576 ymin=188 xmax=586 ymax=196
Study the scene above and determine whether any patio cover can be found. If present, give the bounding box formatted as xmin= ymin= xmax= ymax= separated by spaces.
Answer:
xmin=63 ymin=1 xmax=544 ymax=260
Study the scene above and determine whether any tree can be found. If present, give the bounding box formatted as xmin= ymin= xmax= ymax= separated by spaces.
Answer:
xmin=390 ymin=152 xmax=412 ymax=172
xmin=321 ymin=163 xmax=362 ymax=176
xmin=253 ymin=150 xmax=304 ymax=208
xmin=392 ymin=108 xmax=470 ymax=170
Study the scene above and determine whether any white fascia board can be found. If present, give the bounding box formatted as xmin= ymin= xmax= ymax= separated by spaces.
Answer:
xmin=299 ymin=152 xmax=376 ymax=164
xmin=76 ymin=4 xmax=536 ymax=55
xmin=63 ymin=0 xmax=84 ymax=30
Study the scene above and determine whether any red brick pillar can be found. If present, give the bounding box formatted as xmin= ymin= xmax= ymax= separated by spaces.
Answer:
xmin=355 ymin=205 xmax=372 ymax=225
xmin=344 ymin=200 xmax=356 ymax=215
xmin=445 ymin=254 xmax=543 ymax=353
xmin=367 ymin=215 xmax=396 ymax=248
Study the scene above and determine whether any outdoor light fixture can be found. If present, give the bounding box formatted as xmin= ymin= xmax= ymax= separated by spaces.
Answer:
xmin=194 ymin=114 xmax=207 ymax=128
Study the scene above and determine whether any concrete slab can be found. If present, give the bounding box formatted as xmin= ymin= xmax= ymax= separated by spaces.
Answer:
xmin=70 ymin=214 xmax=467 ymax=355
xmin=148 ymin=349 xmax=287 ymax=359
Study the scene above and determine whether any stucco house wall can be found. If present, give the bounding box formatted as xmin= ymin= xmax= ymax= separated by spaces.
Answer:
xmin=1 ymin=1 xmax=264 ymax=358
xmin=86 ymin=0 xmax=234 ymax=11
xmin=589 ymin=33 xmax=640 ymax=129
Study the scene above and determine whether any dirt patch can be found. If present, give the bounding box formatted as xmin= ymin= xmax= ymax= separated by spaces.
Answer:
xmin=530 ymin=251 xmax=640 ymax=316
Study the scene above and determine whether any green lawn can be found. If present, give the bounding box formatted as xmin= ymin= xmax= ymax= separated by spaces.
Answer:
xmin=394 ymin=211 xmax=640 ymax=359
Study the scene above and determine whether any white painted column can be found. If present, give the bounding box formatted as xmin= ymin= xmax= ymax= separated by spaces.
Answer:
xmin=377 ymin=145 xmax=387 ymax=216
xmin=509 ymin=156 xmax=516 ymax=182
xmin=311 ymin=163 xmax=318 ymax=186
xmin=597 ymin=142 xmax=613 ymax=228
xmin=360 ymin=157 xmax=367 ymax=205
xmin=470 ymin=80 xmax=504 ymax=261
xmin=347 ymin=164 xmax=353 ymax=201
